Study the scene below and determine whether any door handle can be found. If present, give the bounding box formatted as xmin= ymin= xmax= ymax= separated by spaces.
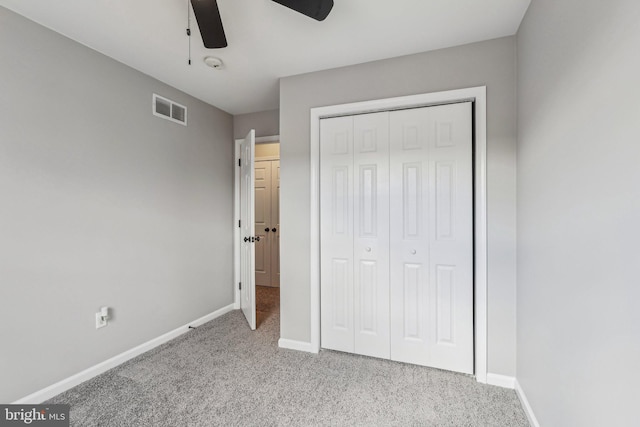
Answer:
xmin=255 ymin=236 xmax=260 ymax=242
xmin=244 ymin=237 xmax=250 ymax=242
xmin=265 ymin=227 xmax=270 ymax=232
xmin=271 ymin=228 xmax=277 ymax=233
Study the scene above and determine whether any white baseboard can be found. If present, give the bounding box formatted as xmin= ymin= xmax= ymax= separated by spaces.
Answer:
xmin=486 ymin=373 xmax=516 ymax=389
xmin=13 ymin=304 xmax=236 ymax=404
xmin=278 ymin=338 xmax=315 ymax=353
xmin=515 ymin=379 xmax=540 ymax=427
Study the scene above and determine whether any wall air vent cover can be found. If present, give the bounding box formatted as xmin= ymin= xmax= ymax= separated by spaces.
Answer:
xmin=153 ymin=94 xmax=187 ymax=126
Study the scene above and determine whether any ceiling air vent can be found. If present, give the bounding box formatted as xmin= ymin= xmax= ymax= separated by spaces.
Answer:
xmin=153 ymin=94 xmax=187 ymax=126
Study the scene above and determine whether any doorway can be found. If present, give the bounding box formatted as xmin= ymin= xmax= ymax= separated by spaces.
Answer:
xmin=254 ymin=141 xmax=280 ymax=328
xmin=234 ymin=135 xmax=281 ymax=331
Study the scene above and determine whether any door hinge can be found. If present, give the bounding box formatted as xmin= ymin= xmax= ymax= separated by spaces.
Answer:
xmin=239 ymin=282 xmax=242 ymax=290
xmin=238 ymin=158 xmax=241 ymax=167
xmin=238 ymin=220 xmax=241 ymax=228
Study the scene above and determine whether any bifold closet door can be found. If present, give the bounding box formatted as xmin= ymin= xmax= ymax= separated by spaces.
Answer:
xmin=320 ymin=102 xmax=473 ymax=375
xmin=320 ymin=112 xmax=390 ymax=358
xmin=389 ymin=102 xmax=473 ymax=374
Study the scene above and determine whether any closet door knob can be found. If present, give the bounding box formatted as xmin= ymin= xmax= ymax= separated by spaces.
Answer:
xmin=271 ymin=228 xmax=277 ymax=233
xmin=411 ymin=249 xmax=417 ymax=255
xmin=365 ymin=247 xmax=371 ymax=252
xmin=265 ymin=227 xmax=270 ymax=232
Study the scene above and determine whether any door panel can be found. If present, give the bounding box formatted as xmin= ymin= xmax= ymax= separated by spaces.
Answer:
xmin=426 ymin=102 xmax=473 ymax=373
xmin=390 ymin=109 xmax=430 ymax=363
xmin=401 ymin=262 xmax=425 ymax=341
xmin=389 ymin=102 xmax=473 ymax=374
xmin=254 ymin=161 xmax=271 ymax=287
xmin=320 ymin=116 xmax=354 ymax=353
xmin=240 ymin=130 xmax=256 ymax=330
xmin=270 ymin=161 xmax=281 ymax=287
xmin=353 ymin=112 xmax=390 ymax=359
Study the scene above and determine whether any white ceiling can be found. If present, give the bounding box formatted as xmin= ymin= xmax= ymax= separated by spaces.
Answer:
xmin=1 ymin=0 xmax=530 ymax=115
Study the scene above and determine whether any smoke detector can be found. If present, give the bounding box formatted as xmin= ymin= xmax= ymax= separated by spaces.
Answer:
xmin=203 ymin=56 xmax=223 ymax=69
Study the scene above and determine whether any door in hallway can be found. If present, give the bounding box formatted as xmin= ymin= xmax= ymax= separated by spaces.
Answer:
xmin=254 ymin=160 xmax=280 ymax=287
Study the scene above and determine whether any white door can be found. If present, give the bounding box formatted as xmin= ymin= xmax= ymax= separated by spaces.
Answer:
xmin=320 ymin=112 xmax=391 ymax=359
xmin=254 ymin=160 xmax=280 ymax=288
xmin=352 ymin=113 xmax=390 ymax=359
xmin=254 ymin=161 xmax=272 ymax=287
xmin=389 ymin=102 xmax=473 ymax=373
xmin=320 ymin=116 xmax=354 ymax=353
xmin=319 ymin=102 xmax=473 ymax=374
xmin=270 ymin=161 xmax=281 ymax=287
xmin=240 ymin=130 xmax=256 ymax=330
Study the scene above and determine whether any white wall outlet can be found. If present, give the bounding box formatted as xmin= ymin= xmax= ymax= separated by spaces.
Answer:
xmin=95 ymin=306 xmax=109 ymax=329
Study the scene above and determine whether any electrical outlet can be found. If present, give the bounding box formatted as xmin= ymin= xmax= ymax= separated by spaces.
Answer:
xmin=96 ymin=312 xmax=107 ymax=329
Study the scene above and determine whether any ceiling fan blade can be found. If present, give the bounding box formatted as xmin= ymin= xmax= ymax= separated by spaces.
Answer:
xmin=190 ymin=0 xmax=227 ymax=48
xmin=272 ymin=0 xmax=334 ymax=21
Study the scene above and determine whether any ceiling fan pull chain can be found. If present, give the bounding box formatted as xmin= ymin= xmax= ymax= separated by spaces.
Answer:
xmin=186 ymin=0 xmax=192 ymax=65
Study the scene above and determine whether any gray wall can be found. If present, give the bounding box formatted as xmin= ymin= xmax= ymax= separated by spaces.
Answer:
xmin=279 ymin=37 xmax=518 ymax=376
xmin=233 ymin=109 xmax=279 ymax=139
xmin=516 ymin=1 xmax=640 ymax=425
xmin=0 ymin=8 xmax=234 ymax=403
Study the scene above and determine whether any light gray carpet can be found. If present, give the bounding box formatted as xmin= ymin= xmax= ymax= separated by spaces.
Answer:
xmin=48 ymin=293 xmax=529 ymax=426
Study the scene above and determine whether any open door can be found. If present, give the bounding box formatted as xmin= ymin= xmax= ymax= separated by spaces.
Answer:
xmin=240 ymin=130 xmax=256 ymax=330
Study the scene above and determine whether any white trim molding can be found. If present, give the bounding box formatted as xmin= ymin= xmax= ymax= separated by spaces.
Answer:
xmin=486 ymin=373 xmax=516 ymax=389
xmin=278 ymin=338 xmax=314 ymax=353
xmin=13 ymin=304 xmax=236 ymax=404
xmin=309 ymin=86 xmax=488 ymax=378
xmin=515 ymin=379 xmax=541 ymax=427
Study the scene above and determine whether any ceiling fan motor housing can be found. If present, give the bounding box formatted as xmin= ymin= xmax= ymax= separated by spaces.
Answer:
xmin=190 ymin=0 xmax=334 ymax=50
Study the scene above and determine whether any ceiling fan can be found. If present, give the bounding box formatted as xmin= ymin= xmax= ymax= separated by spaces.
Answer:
xmin=189 ymin=0 xmax=335 ymax=49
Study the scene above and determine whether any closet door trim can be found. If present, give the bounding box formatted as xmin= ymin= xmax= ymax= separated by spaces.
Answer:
xmin=307 ymin=86 xmax=488 ymax=384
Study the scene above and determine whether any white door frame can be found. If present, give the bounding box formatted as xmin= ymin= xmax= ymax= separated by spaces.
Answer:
xmin=310 ymin=87 xmax=488 ymax=383
xmin=234 ymin=135 xmax=280 ymax=309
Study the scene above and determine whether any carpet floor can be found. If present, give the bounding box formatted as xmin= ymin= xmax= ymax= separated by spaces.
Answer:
xmin=256 ymin=285 xmax=280 ymax=329
xmin=48 ymin=289 xmax=529 ymax=426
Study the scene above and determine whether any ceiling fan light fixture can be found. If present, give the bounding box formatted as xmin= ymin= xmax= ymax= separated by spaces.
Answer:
xmin=203 ymin=56 xmax=224 ymax=69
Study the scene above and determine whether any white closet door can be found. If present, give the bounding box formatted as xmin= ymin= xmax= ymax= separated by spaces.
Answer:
xmin=321 ymin=113 xmax=390 ymax=357
xmin=320 ymin=116 xmax=355 ymax=353
xmin=389 ymin=102 xmax=473 ymax=374
xmin=352 ymin=112 xmax=390 ymax=359
xmin=254 ymin=161 xmax=272 ymax=287
xmin=270 ymin=161 xmax=281 ymax=287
